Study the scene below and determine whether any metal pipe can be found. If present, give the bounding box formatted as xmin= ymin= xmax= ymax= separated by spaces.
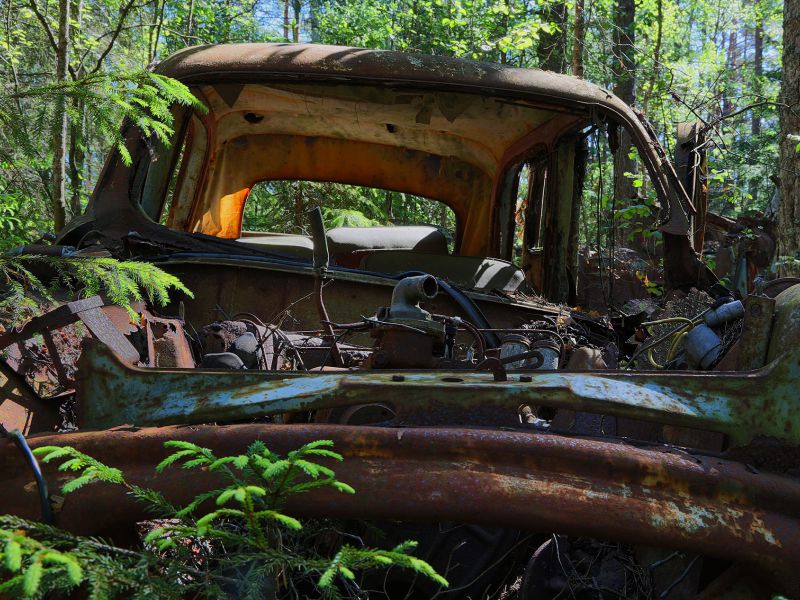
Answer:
xmin=389 ymin=274 xmax=438 ymax=318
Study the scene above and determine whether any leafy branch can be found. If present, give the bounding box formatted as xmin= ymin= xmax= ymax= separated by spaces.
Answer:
xmin=0 ymin=254 xmax=194 ymax=323
xmin=0 ymin=439 xmax=451 ymax=598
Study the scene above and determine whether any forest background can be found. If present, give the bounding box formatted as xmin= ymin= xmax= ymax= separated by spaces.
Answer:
xmin=0 ymin=0 xmax=798 ymax=270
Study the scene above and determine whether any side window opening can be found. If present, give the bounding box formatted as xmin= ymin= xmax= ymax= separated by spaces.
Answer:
xmin=511 ymin=162 xmax=530 ymax=265
xmin=525 ymin=160 xmax=548 ymax=251
xmin=143 ymin=112 xmax=208 ymax=229
xmin=159 ymin=138 xmax=187 ymax=225
xmin=511 ymin=159 xmax=547 ymax=267
xmin=576 ymin=125 xmax=664 ymax=309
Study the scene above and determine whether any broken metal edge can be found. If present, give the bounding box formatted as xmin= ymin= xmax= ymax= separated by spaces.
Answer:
xmin=1 ymin=423 xmax=798 ymax=592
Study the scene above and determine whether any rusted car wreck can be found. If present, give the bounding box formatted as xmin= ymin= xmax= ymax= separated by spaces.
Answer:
xmin=2 ymin=44 xmax=799 ymax=598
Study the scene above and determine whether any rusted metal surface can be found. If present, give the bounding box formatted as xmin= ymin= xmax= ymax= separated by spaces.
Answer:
xmin=736 ymin=295 xmax=776 ymax=371
xmin=0 ymin=296 xmax=139 ymax=366
xmin=76 ymin=340 xmax=800 ymax=447
xmin=144 ymin=312 xmax=194 ymax=369
xmin=762 ymin=277 xmax=800 ymax=298
xmin=673 ymin=122 xmax=708 ymax=252
xmin=1 ymin=423 xmax=797 ymax=590
xmin=62 ymin=43 xmax=708 ymax=294
xmin=767 ymin=283 xmax=800 ymax=363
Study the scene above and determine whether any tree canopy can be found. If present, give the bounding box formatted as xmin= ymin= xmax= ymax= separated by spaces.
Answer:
xmin=0 ymin=0 xmax=793 ymax=261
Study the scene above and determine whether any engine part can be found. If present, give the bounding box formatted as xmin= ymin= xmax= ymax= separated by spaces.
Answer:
xmin=530 ymin=339 xmax=560 ymax=369
xmin=704 ymin=299 xmax=745 ymax=328
xmin=736 ymin=295 xmax=776 ymax=370
xmin=500 ymin=335 xmax=531 ymax=368
xmin=230 ymin=332 xmax=259 ymax=368
xmin=199 ymin=352 xmax=245 ymax=369
xmin=368 ymin=275 xmax=446 ymax=369
xmin=201 ymin=320 xmax=298 ymax=370
xmin=143 ymin=312 xmax=194 ymax=369
xmin=685 ymin=324 xmax=722 ymax=369
xmin=202 ymin=321 xmax=248 ymax=354
xmin=566 ymin=346 xmax=607 ymax=370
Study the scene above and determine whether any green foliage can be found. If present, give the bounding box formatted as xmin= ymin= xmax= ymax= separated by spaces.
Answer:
xmin=0 ymin=254 xmax=193 ymax=324
xmin=35 ymin=445 xmax=125 ymax=493
xmin=0 ymin=439 xmax=449 ymax=598
xmin=0 ymin=520 xmax=83 ymax=597
xmin=2 ymin=72 xmax=201 ymax=167
xmin=0 ymin=67 xmax=202 ymax=235
xmin=0 ymin=0 xmax=788 ymax=269
xmin=0 ymin=514 xmax=196 ymax=599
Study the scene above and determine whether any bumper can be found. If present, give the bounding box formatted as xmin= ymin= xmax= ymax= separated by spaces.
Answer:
xmin=2 ymin=423 xmax=798 ymax=592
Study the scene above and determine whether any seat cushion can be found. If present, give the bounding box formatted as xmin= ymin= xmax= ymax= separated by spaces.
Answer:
xmin=361 ymin=250 xmax=526 ymax=292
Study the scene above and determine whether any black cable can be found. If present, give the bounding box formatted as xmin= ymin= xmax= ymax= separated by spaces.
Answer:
xmin=0 ymin=424 xmax=53 ymax=524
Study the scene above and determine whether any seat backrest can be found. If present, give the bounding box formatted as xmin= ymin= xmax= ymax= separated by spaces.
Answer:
xmin=361 ymin=250 xmax=527 ymax=292
xmin=235 ymin=232 xmax=314 ymax=260
xmin=327 ymin=226 xmax=448 ymax=267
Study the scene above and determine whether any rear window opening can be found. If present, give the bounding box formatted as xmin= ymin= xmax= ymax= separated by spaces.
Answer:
xmin=242 ymin=180 xmax=457 ymax=251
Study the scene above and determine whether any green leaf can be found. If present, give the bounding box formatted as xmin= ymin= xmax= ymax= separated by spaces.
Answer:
xmin=22 ymin=560 xmax=42 ymax=596
xmin=155 ymin=449 xmax=196 ymax=473
xmin=195 ymin=512 xmax=219 ymax=534
xmin=4 ymin=540 xmax=21 ymax=571
xmin=42 ymin=553 xmax=82 ymax=585
xmin=260 ymin=511 xmax=302 ymax=530
xmin=332 ymin=481 xmax=356 ymax=495
xmin=300 ymin=449 xmax=343 ymax=461
xmin=216 ymin=489 xmax=236 ymax=506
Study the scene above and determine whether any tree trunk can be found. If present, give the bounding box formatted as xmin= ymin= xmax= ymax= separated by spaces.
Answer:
xmin=293 ymin=182 xmax=304 ymax=228
xmin=292 ymin=0 xmax=301 ymax=41
xmin=283 ymin=0 xmax=290 ymax=41
xmin=68 ymin=98 xmax=85 ymax=216
xmin=52 ymin=0 xmax=70 ymax=232
xmin=68 ymin=0 xmax=83 ymax=217
xmin=641 ymin=0 xmax=662 ymax=114
xmin=778 ymin=0 xmax=800 ymax=266
xmin=612 ymin=0 xmax=638 ymax=249
xmin=723 ymin=26 xmax=738 ymax=116
xmin=307 ymin=0 xmax=320 ymax=42
xmin=571 ymin=0 xmax=584 ymax=77
xmin=749 ymin=7 xmax=763 ymax=205
xmin=537 ymin=1 xmax=567 ymax=72
xmin=186 ymin=0 xmax=195 ymax=38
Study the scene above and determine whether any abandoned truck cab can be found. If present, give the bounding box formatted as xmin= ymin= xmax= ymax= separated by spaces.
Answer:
xmin=3 ymin=44 xmax=800 ymax=598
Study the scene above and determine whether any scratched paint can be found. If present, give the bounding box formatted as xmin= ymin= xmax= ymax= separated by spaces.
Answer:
xmin=78 ymin=342 xmax=800 ymax=447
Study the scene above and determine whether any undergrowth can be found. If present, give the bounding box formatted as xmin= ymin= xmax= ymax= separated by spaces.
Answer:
xmin=0 ymin=439 xmax=447 ymax=599
xmin=0 ymin=254 xmax=193 ymax=324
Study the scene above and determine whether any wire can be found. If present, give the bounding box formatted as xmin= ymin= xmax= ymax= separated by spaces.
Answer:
xmin=0 ymin=425 xmax=53 ymax=524
xmin=641 ymin=316 xmax=696 ymax=327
